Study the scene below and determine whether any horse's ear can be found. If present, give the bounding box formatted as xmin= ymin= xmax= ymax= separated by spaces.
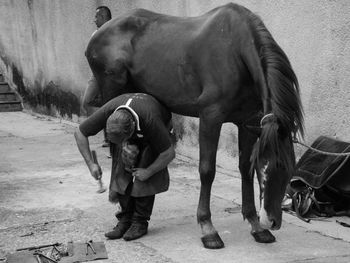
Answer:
xmin=244 ymin=125 xmax=262 ymax=136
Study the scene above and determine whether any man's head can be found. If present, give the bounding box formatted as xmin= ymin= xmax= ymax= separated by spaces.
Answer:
xmin=95 ymin=6 xmax=111 ymax=28
xmin=106 ymin=109 xmax=135 ymax=145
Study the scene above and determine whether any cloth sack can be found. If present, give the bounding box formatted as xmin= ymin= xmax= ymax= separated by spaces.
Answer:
xmin=285 ymin=136 xmax=350 ymax=218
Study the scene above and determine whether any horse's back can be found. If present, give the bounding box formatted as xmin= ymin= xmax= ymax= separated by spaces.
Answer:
xmin=87 ymin=4 xmax=258 ymax=117
xmin=88 ymin=3 xmax=253 ymax=68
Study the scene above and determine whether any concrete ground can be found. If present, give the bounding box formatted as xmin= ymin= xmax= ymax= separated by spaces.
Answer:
xmin=1 ymin=111 xmax=350 ymax=263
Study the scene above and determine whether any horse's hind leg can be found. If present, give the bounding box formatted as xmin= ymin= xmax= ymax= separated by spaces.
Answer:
xmin=238 ymin=127 xmax=275 ymax=243
xmin=197 ymin=111 xmax=224 ymax=249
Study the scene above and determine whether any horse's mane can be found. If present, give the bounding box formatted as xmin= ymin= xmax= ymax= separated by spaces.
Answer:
xmin=238 ymin=5 xmax=304 ymax=171
xmin=247 ymin=13 xmax=304 ymax=137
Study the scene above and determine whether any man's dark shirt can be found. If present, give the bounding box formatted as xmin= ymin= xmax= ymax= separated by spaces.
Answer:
xmin=79 ymin=93 xmax=172 ymax=197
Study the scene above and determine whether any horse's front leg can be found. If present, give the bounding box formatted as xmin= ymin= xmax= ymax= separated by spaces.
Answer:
xmin=197 ymin=111 xmax=224 ymax=249
xmin=238 ymin=127 xmax=275 ymax=243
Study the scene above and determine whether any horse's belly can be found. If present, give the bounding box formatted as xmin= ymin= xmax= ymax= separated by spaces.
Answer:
xmin=130 ymin=49 xmax=202 ymax=117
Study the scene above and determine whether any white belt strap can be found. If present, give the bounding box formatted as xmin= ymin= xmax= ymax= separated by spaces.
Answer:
xmin=125 ymin=98 xmax=132 ymax=106
xmin=114 ymin=98 xmax=141 ymax=132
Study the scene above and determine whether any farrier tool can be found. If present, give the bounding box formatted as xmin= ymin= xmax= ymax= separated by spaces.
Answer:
xmin=16 ymin=243 xmax=62 ymax=251
xmin=33 ymin=250 xmax=58 ymax=263
xmin=91 ymin=150 xmax=107 ymax=193
xmin=85 ymin=240 xmax=97 ymax=256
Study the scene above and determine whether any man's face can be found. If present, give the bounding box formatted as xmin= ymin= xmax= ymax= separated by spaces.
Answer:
xmin=94 ymin=9 xmax=106 ymax=28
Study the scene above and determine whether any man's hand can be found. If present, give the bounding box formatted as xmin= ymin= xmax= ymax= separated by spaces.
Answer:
xmin=131 ymin=145 xmax=175 ymax=182
xmin=132 ymin=168 xmax=152 ymax=181
xmin=75 ymin=128 xmax=103 ymax=181
xmin=89 ymin=163 xmax=102 ymax=180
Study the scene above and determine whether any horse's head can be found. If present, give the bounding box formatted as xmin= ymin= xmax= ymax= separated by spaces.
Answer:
xmin=85 ymin=24 xmax=136 ymax=104
xmin=252 ymin=114 xmax=297 ymax=230
xmin=257 ymin=160 xmax=293 ymax=230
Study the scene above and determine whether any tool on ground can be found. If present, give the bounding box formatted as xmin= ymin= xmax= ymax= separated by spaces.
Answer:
xmin=33 ymin=250 xmax=58 ymax=263
xmin=85 ymin=240 xmax=96 ymax=256
xmin=91 ymin=150 xmax=107 ymax=193
xmin=16 ymin=243 xmax=62 ymax=252
xmin=9 ymin=241 xmax=108 ymax=263
xmin=336 ymin=220 xmax=350 ymax=228
xmin=50 ymin=244 xmax=66 ymax=261
xmin=34 ymin=254 xmax=42 ymax=263
xmin=64 ymin=240 xmax=108 ymax=262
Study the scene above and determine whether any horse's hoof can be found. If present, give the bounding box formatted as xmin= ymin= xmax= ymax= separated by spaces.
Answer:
xmin=251 ymin=229 xmax=276 ymax=243
xmin=201 ymin=232 xmax=225 ymax=249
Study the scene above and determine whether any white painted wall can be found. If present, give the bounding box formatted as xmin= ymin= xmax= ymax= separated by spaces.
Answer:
xmin=0 ymin=0 xmax=349 ymax=156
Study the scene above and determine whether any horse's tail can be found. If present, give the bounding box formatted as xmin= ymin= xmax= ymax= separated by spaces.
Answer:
xmin=241 ymin=9 xmax=304 ymax=172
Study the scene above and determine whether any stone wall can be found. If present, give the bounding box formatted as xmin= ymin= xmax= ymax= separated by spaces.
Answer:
xmin=0 ymin=0 xmax=349 ymax=156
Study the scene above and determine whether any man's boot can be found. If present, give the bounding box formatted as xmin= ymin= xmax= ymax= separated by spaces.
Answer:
xmin=123 ymin=222 xmax=148 ymax=241
xmin=105 ymin=222 xmax=131 ymax=239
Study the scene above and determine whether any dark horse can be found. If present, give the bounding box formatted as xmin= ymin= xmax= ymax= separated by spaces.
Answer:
xmin=86 ymin=3 xmax=304 ymax=249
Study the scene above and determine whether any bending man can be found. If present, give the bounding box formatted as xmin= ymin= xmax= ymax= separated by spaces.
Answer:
xmin=75 ymin=93 xmax=175 ymax=241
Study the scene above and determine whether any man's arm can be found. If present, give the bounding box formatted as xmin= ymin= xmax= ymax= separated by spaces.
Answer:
xmin=132 ymin=144 xmax=175 ymax=181
xmin=74 ymin=127 xmax=102 ymax=180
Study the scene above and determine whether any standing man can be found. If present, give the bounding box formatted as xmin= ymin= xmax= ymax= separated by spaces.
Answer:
xmin=82 ymin=6 xmax=112 ymax=147
xmin=94 ymin=5 xmax=111 ymax=29
xmin=75 ymin=93 xmax=175 ymax=241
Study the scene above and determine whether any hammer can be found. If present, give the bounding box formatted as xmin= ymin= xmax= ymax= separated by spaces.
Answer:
xmin=91 ymin=150 xmax=107 ymax=193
